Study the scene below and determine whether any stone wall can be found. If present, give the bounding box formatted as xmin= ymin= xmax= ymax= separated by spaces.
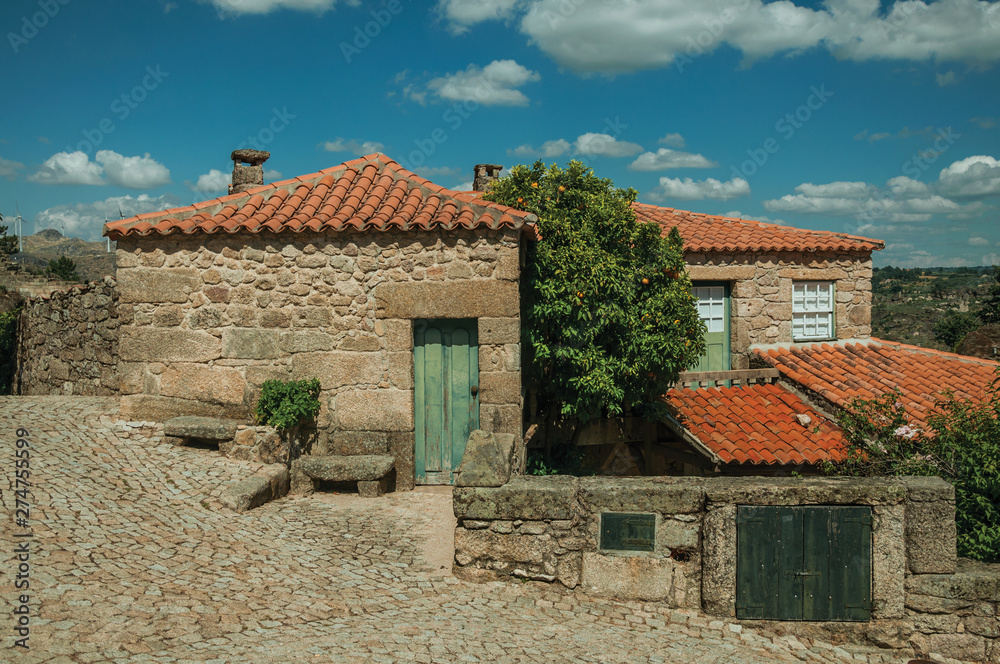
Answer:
xmin=686 ymin=250 xmax=873 ymax=369
xmin=115 ymin=228 xmax=523 ymax=490
xmin=453 ymin=475 xmax=999 ymax=662
xmin=16 ymin=277 xmax=119 ymax=396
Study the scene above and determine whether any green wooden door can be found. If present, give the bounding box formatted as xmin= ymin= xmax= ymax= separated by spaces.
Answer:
xmin=692 ymin=283 xmax=730 ymax=373
xmin=414 ymin=319 xmax=479 ymax=485
xmin=736 ymin=506 xmax=872 ymax=621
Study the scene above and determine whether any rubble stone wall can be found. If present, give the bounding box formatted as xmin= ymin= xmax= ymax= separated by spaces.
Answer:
xmin=16 ymin=276 xmax=119 ymax=396
xmin=686 ymin=250 xmax=874 ymax=369
xmin=453 ymin=474 xmax=999 ymax=662
xmin=115 ymin=228 xmax=523 ymax=490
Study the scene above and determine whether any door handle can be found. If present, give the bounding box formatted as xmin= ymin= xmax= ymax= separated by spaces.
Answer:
xmin=470 ymin=385 xmax=479 ymax=396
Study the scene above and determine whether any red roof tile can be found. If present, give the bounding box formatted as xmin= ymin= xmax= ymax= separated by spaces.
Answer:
xmin=665 ymin=383 xmax=847 ymax=465
xmin=755 ymin=339 xmax=1000 ymax=429
xmin=632 ymin=203 xmax=884 ymax=253
xmin=104 ymin=154 xmax=536 ymax=240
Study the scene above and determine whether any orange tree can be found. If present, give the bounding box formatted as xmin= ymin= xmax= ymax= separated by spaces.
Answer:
xmin=483 ymin=160 xmax=705 ymax=432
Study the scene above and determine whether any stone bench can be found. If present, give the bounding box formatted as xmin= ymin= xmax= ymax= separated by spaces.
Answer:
xmin=163 ymin=416 xmax=240 ymax=447
xmin=291 ymin=455 xmax=395 ymax=497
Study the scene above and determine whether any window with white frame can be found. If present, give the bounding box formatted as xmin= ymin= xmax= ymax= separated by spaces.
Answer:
xmin=792 ymin=281 xmax=835 ymax=340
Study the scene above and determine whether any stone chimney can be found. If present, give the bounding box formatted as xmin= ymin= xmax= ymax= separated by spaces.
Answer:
xmin=229 ymin=149 xmax=270 ymax=195
xmin=473 ymin=164 xmax=503 ymax=193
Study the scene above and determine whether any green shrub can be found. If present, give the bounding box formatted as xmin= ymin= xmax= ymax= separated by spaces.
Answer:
xmin=253 ymin=378 xmax=321 ymax=431
xmin=934 ymin=311 xmax=979 ymax=349
xmin=827 ymin=380 xmax=1000 ymax=562
xmin=47 ymin=255 xmax=80 ymax=282
xmin=0 ymin=306 xmax=21 ymax=394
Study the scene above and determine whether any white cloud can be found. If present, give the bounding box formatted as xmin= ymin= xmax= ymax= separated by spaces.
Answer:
xmin=264 ymin=169 xmax=282 ymax=181
xmin=414 ymin=166 xmax=463 ymax=179
xmin=0 ymin=156 xmax=24 ymax=180
xmin=509 ymin=134 xmax=642 ymax=159
xmin=760 ymin=157 xmax=1000 ymax=222
xmin=437 ymin=0 xmax=522 ymax=34
xmin=937 ymin=155 xmax=1000 ymax=199
xmin=510 ymin=139 xmax=571 ymax=158
xmin=427 ymin=60 xmax=540 ymax=106
xmin=628 ymin=147 xmax=716 ymax=171
xmin=96 ymin=151 xmax=171 ymax=189
xmin=28 ymin=151 xmax=105 ymax=185
xmin=28 ymin=151 xmax=170 ymax=188
xmin=855 ymin=126 xmax=936 ymax=142
xmin=189 ymin=169 xmax=232 ymax=193
xmin=969 ymin=236 xmax=990 ymax=246
xmin=442 ymin=0 xmax=1000 ymax=74
xmin=35 ymin=194 xmax=181 ymax=242
xmin=574 ymin=133 xmax=643 ymax=157
xmin=658 ymin=133 xmax=686 ymax=148
xmin=936 ymin=71 xmax=959 ymax=86
xmin=648 ymin=176 xmax=750 ymax=202
xmin=204 ymin=0 xmax=355 ymax=16
xmin=723 ymin=211 xmax=787 ymax=225
xmin=322 ymin=138 xmax=386 ymax=155
xmin=970 ymin=116 xmax=997 ymax=129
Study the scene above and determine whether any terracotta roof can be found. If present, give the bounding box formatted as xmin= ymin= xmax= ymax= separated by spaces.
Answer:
xmin=754 ymin=339 xmax=1000 ymax=428
xmin=104 ymin=154 xmax=535 ymax=240
xmin=665 ymin=383 xmax=846 ymax=465
xmin=632 ymin=203 xmax=884 ymax=253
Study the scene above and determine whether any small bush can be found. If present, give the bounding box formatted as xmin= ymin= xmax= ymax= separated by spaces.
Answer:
xmin=0 ymin=306 xmax=21 ymax=394
xmin=934 ymin=311 xmax=980 ymax=349
xmin=47 ymin=255 xmax=80 ymax=282
xmin=254 ymin=378 xmax=321 ymax=431
xmin=827 ymin=381 xmax=1000 ymax=562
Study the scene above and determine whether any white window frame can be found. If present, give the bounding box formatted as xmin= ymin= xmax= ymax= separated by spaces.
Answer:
xmin=792 ymin=281 xmax=835 ymax=341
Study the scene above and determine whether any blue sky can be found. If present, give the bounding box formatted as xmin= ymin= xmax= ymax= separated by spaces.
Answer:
xmin=1 ymin=0 xmax=999 ymax=267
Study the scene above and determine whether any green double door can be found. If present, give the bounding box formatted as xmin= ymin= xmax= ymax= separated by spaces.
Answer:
xmin=414 ymin=319 xmax=480 ymax=485
xmin=736 ymin=505 xmax=872 ymax=621
xmin=692 ymin=283 xmax=730 ymax=373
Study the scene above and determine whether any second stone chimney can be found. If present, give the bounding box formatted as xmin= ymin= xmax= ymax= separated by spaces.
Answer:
xmin=229 ymin=149 xmax=270 ymax=195
xmin=473 ymin=163 xmax=503 ymax=193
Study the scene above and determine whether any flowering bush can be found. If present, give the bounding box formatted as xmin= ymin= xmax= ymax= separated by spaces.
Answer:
xmin=827 ymin=379 xmax=1000 ymax=562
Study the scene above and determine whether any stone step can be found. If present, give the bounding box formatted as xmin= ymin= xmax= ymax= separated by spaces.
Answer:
xmin=294 ymin=455 xmax=395 ymax=482
xmin=163 ymin=416 xmax=241 ymax=441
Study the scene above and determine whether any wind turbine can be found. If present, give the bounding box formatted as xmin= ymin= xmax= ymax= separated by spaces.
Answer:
xmin=13 ymin=202 xmax=24 ymax=253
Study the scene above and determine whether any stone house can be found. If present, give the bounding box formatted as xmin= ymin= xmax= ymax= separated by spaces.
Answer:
xmin=104 ymin=153 xmax=531 ymax=490
xmin=101 ymin=150 xmax=998 ymax=481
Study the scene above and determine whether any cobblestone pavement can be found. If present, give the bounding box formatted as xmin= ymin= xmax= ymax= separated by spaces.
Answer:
xmin=1 ymin=397 xmax=938 ymax=664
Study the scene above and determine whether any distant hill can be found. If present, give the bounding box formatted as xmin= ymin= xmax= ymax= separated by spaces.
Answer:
xmin=872 ymin=266 xmax=995 ymax=353
xmin=16 ymin=229 xmax=116 ymax=283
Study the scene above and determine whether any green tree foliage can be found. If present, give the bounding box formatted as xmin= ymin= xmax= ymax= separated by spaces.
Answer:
xmin=933 ymin=311 xmax=980 ymax=349
xmin=47 ymin=255 xmax=80 ymax=282
xmin=827 ymin=382 xmax=1000 ymax=562
xmin=0 ymin=212 xmax=18 ymax=256
xmin=483 ymin=160 xmax=706 ymax=424
xmin=0 ymin=299 xmax=22 ymax=394
xmin=253 ymin=378 xmax=321 ymax=430
xmin=978 ymin=266 xmax=1000 ymax=325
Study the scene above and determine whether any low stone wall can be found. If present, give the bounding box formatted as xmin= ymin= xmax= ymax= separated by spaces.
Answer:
xmin=453 ymin=475 xmax=999 ymax=662
xmin=16 ymin=277 xmax=119 ymax=396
